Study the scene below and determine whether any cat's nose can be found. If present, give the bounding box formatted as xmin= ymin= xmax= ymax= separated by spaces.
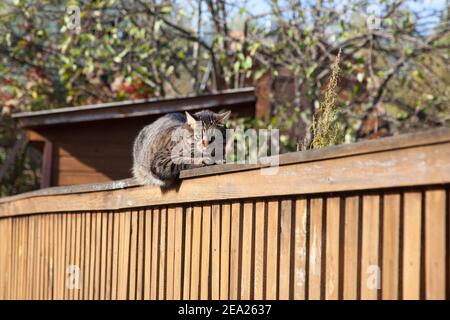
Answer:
xmin=202 ymin=139 xmax=208 ymax=148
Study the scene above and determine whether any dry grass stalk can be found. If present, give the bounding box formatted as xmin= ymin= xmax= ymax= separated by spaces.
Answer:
xmin=304 ymin=48 xmax=344 ymax=150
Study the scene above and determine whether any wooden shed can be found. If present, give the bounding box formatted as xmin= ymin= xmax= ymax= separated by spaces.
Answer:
xmin=13 ymin=88 xmax=256 ymax=188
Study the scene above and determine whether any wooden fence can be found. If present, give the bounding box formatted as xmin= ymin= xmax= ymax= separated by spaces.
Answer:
xmin=0 ymin=128 xmax=449 ymax=300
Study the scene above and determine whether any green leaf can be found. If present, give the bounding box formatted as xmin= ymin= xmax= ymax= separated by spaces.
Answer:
xmin=160 ymin=6 xmax=171 ymax=14
xmin=233 ymin=61 xmax=240 ymax=72
xmin=242 ymin=56 xmax=252 ymax=70
xmin=404 ymin=47 xmax=413 ymax=56
xmin=254 ymin=69 xmax=266 ymax=80
xmin=306 ymin=63 xmax=317 ymax=78
xmin=177 ymin=50 xmax=186 ymax=59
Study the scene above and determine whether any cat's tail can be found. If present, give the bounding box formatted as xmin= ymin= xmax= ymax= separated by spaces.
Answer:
xmin=132 ymin=164 xmax=165 ymax=187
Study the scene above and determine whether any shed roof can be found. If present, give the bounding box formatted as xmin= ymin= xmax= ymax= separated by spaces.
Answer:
xmin=13 ymin=87 xmax=255 ymax=128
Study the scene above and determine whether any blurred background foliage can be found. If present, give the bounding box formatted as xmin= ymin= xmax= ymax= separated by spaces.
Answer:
xmin=0 ymin=0 xmax=449 ymax=195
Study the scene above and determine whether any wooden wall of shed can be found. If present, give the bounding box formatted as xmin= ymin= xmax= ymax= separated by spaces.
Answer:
xmin=29 ymin=104 xmax=254 ymax=186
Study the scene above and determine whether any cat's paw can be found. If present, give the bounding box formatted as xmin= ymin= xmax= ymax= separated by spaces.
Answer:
xmin=202 ymin=157 xmax=215 ymax=165
xmin=192 ymin=157 xmax=208 ymax=165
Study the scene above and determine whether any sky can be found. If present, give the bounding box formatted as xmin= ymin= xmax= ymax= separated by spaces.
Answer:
xmin=236 ymin=0 xmax=448 ymax=33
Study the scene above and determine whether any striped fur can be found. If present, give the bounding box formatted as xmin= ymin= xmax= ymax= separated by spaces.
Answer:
xmin=132 ymin=110 xmax=230 ymax=187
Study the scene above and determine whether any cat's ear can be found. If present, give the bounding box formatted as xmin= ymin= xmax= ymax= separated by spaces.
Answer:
xmin=217 ymin=110 xmax=231 ymax=125
xmin=185 ymin=111 xmax=197 ymax=128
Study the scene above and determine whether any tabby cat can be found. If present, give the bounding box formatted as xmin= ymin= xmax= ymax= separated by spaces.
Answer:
xmin=132 ymin=109 xmax=231 ymax=187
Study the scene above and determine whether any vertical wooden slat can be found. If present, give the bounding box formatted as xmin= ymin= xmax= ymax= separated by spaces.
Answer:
xmin=220 ymin=203 xmax=231 ymax=300
xmin=48 ymin=214 xmax=57 ymax=300
xmin=0 ymin=220 xmax=3 ymax=298
xmin=37 ymin=216 xmax=43 ymax=299
xmin=18 ymin=218 xmax=24 ymax=299
xmin=105 ymin=212 xmax=114 ymax=300
xmin=94 ymin=213 xmax=102 ymax=299
xmin=382 ymin=193 xmax=400 ymax=300
xmin=200 ymin=205 xmax=211 ymax=300
xmin=254 ymin=201 xmax=265 ymax=300
xmin=42 ymin=214 xmax=51 ymax=300
xmin=99 ymin=212 xmax=108 ymax=300
xmin=27 ymin=217 xmax=33 ymax=299
xmin=19 ymin=218 xmax=28 ymax=299
xmin=150 ymin=208 xmax=160 ymax=300
xmin=111 ymin=212 xmax=120 ymax=300
xmin=24 ymin=215 xmax=32 ymax=300
xmin=15 ymin=219 xmax=22 ymax=299
xmin=63 ymin=214 xmax=71 ymax=300
xmin=9 ymin=218 xmax=14 ymax=300
xmin=211 ymin=204 xmax=221 ymax=300
xmin=360 ymin=195 xmax=380 ymax=300
xmin=116 ymin=212 xmax=124 ymax=300
xmin=24 ymin=218 xmax=30 ymax=299
xmin=15 ymin=218 xmax=21 ymax=299
xmin=128 ymin=210 xmax=138 ymax=300
xmin=0 ymin=219 xmax=3 ymax=300
xmin=60 ymin=214 xmax=67 ymax=300
xmin=403 ymin=192 xmax=422 ymax=300
xmin=425 ymin=189 xmax=446 ymax=299
xmin=17 ymin=218 xmax=24 ymax=299
xmin=190 ymin=205 xmax=202 ymax=300
xmin=266 ymin=200 xmax=279 ymax=300
xmin=309 ymin=198 xmax=323 ymax=300
xmin=166 ymin=207 xmax=176 ymax=300
xmin=26 ymin=217 xmax=35 ymax=300
xmin=46 ymin=215 xmax=53 ymax=300
xmin=136 ymin=210 xmax=145 ymax=300
xmin=35 ymin=216 xmax=42 ymax=300
xmin=325 ymin=197 xmax=341 ymax=300
xmin=88 ymin=213 xmax=97 ymax=299
xmin=1 ymin=219 xmax=6 ymax=298
xmin=49 ymin=214 xmax=56 ymax=300
xmin=20 ymin=218 xmax=26 ymax=299
xmin=158 ymin=207 xmax=167 ymax=300
xmin=10 ymin=218 xmax=14 ymax=300
xmin=294 ymin=198 xmax=308 ymax=300
xmin=8 ymin=219 xmax=14 ymax=299
xmin=143 ymin=209 xmax=153 ymax=300
xmin=0 ymin=220 xmax=3 ymax=299
xmin=182 ymin=207 xmax=192 ymax=299
xmin=60 ymin=213 xmax=68 ymax=300
xmin=73 ymin=213 xmax=82 ymax=300
xmin=11 ymin=219 xmax=17 ymax=299
xmin=0 ymin=219 xmax=6 ymax=299
xmin=343 ymin=196 xmax=360 ymax=300
xmin=44 ymin=214 xmax=51 ymax=300
xmin=70 ymin=213 xmax=78 ymax=300
xmin=173 ymin=207 xmax=184 ymax=300
xmin=5 ymin=219 xmax=13 ymax=299
xmin=229 ymin=202 xmax=241 ymax=300
xmin=241 ymin=201 xmax=254 ymax=299
xmin=279 ymin=199 xmax=292 ymax=300
xmin=83 ymin=213 xmax=92 ymax=300
xmin=118 ymin=211 xmax=131 ymax=300
xmin=55 ymin=215 xmax=61 ymax=300
xmin=78 ymin=213 xmax=86 ymax=300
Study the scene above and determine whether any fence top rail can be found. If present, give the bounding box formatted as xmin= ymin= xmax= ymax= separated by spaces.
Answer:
xmin=1 ymin=127 xmax=449 ymax=217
